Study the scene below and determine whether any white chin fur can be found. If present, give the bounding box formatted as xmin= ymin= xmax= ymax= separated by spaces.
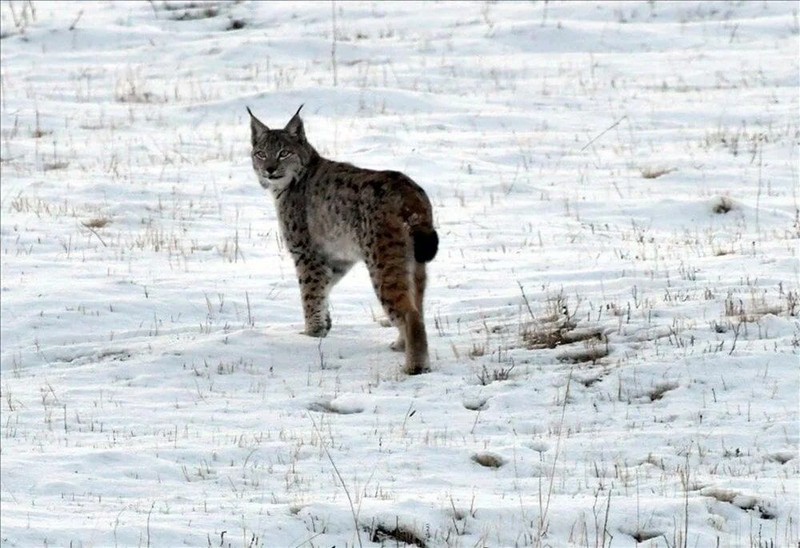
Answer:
xmin=259 ymin=174 xmax=292 ymax=192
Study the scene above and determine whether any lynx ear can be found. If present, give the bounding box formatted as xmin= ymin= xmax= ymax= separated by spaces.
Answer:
xmin=284 ymin=104 xmax=305 ymax=140
xmin=247 ymin=106 xmax=269 ymax=146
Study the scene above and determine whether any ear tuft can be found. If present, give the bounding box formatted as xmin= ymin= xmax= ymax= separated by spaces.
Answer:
xmin=248 ymin=106 xmax=269 ymax=146
xmin=284 ymin=104 xmax=306 ymax=140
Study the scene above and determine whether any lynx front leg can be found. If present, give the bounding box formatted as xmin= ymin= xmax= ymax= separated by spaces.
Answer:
xmin=295 ymin=255 xmax=351 ymax=337
xmin=299 ymin=282 xmax=331 ymax=337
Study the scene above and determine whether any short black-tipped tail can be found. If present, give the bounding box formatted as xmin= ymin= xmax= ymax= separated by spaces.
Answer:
xmin=413 ymin=228 xmax=439 ymax=263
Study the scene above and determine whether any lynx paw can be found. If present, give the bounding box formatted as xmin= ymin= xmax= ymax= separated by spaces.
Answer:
xmin=390 ymin=339 xmax=405 ymax=352
xmin=404 ymin=358 xmax=431 ymax=375
xmin=304 ymin=312 xmax=332 ymax=337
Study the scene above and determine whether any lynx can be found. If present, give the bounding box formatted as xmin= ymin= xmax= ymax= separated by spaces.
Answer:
xmin=247 ymin=106 xmax=438 ymax=374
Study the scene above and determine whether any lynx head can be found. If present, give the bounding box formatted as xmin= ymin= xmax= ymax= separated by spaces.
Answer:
xmin=247 ymin=105 xmax=317 ymax=193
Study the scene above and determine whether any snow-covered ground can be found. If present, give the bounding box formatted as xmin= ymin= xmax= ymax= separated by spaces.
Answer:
xmin=1 ymin=1 xmax=798 ymax=546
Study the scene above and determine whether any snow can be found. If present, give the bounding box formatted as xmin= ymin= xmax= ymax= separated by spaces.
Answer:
xmin=1 ymin=1 xmax=798 ymax=546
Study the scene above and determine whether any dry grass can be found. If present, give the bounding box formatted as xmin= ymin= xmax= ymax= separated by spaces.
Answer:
xmin=370 ymin=522 xmax=428 ymax=548
xmin=647 ymin=381 xmax=679 ymax=402
xmin=82 ymin=217 xmax=111 ymax=229
xmin=639 ymin=166 xmax=675 ymax=179
xmin=42 ymin=161 xmax=70 ymax=171
xmin=556 ymin=341 xmax=610 ymax=365
xmin=475 ymin=363 xmax=515 ymax=385
xmin=524 ymin=319 xmax=609 ymax=364
xmin=161 ymin=2 xmax=220 ymax=21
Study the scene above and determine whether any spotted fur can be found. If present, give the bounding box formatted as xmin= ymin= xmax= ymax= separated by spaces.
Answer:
xmin=247 ymin=106 xmax=438 ymax=374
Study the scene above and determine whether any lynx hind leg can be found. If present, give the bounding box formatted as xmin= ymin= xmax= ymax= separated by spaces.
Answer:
xmin=403 ymin=309 xmax=429 ymax=375
xmin=391 ymin=263 xmax=427 ymax=353
xmin=369 ymin=257 xmax=429 ymax=375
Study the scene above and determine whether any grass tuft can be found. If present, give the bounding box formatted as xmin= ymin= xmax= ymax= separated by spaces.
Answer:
xmin=82 ymin=217 xmax=111 ymax=229
xmin=639 ymin=167 xmax=675 ymax=179
xmin=711 ymin=196 xmax=735 ymax=214
xmin=369 ymin=521 xmax=427 ymax=548
xmin=471 ymin=452 xmax=505 ymax=468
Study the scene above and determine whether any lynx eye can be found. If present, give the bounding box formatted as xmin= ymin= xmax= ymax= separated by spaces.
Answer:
xmin=253 ymin=151 xmax=266 ymax=160
xmin=277 ymin=149 xmax=291 ymax=160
